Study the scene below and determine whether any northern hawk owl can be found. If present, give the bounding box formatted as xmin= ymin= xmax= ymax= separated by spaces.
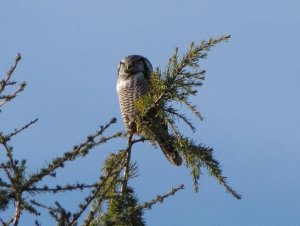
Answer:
xmin=116 ymin=55 xmax=182 ymax=166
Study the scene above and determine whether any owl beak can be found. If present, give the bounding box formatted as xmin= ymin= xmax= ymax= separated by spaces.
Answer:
xmin=124 ymin=64 xmax=131 ymax=73
xmin=125 ymin=64 xmax=129 ymax=73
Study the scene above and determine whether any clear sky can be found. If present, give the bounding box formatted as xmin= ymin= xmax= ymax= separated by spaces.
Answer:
xmin=1 ymin=1 xmax=300 ymax=225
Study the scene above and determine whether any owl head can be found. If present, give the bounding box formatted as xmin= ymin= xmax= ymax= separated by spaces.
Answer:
xmin=118 ymin=55 xmax=153 ymax=79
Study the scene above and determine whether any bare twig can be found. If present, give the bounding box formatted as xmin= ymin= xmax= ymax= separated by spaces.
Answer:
xmin=13 ymin=199 xmax=22 ymax=226
xmin=30 ymin=200 xmax=61 ymax=222
xmin=27 ymin=183 xmax=97 ymax=193
xmin=0 ymin=82 xmax=26 ymax=107
xmin=0 ymin=53 xmax=21 ymax=94
xmin=0 ymin=53 xmax=26 ymax=108
xmin=7 ymin=118 xmax=38 ymax=139
xmin=139 ymin=184 xmax=184 ymax=210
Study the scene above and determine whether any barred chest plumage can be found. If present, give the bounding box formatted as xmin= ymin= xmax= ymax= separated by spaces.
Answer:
xmin=117 ymin=71 xmax=149 ymax=132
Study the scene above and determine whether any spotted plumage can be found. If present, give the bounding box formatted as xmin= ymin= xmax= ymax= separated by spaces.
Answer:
xmin=116 ymin=55 xmax=182 ymax=166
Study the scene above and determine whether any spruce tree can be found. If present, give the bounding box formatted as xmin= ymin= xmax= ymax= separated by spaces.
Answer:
xmin=0 ymin=35 xmax=240 ymax=226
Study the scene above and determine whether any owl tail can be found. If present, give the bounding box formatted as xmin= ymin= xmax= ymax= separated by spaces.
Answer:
xmin=157 ymin=135 xmax=182 ymax=166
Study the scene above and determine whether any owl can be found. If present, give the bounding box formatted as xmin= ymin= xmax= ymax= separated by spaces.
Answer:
xmin=116 ymin=55 xmax=182 ymax=166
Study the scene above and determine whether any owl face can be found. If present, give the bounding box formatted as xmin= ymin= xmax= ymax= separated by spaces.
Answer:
xmin=118 ymin=55 xmax=153 ymax=79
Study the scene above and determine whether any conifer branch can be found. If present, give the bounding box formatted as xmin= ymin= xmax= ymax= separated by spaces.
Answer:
xmin=134 ymin=35 xmax=240 ymax=199
xmin=165 ymin=107 xmax=196 ymax=132
xmin=175 ymin=136 xmax=241 ymax=199
xmin=82 ymin=199 xmax=103 ymax=226
xmin=105 ymin=184 xmax=184 ymax=225
xmin=70 ymin=150 xmax=127 ymax=225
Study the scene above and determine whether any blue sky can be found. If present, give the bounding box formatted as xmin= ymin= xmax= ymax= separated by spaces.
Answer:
xmin=1 ymin=1 xmax=300 ymax=225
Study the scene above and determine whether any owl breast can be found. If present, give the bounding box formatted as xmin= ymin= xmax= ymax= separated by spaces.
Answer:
xmin=117 ymin=72 xmax=149 ymax=132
